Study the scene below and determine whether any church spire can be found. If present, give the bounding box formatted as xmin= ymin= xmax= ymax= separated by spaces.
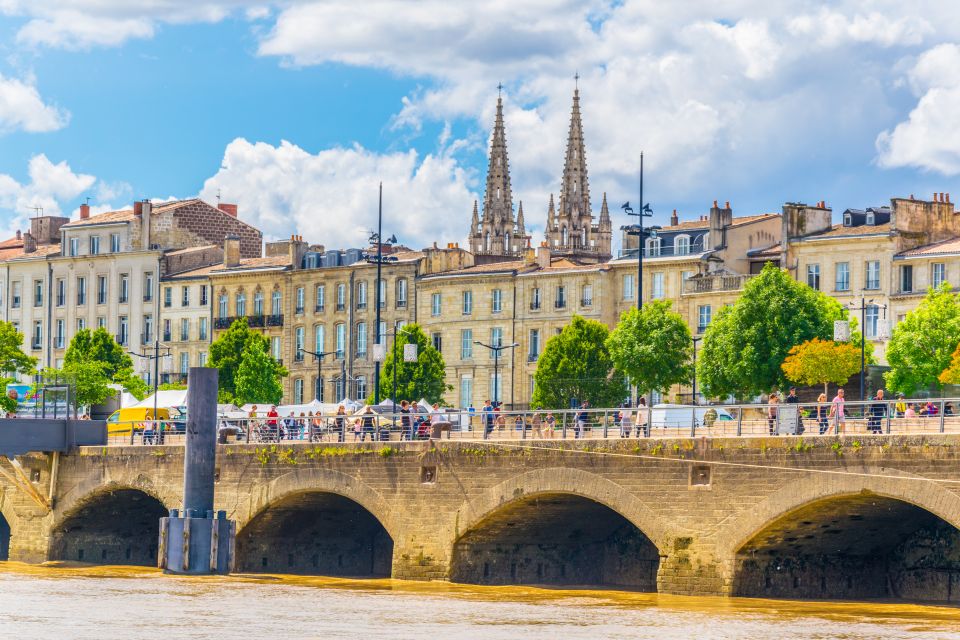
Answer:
xmin=560 ymin=87 xmax=590 ymax=220
xmin=516 ymin=200 xmax=526 ymax=237
xmin=482 ymin=94 xmax=513 ymax=226
xmin=600 ymin=192 xmax=610 ymax=225
xmin=471 ymin=199 xmax=479 ymax=233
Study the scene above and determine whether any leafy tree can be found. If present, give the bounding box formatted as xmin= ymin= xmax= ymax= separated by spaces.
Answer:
xmin=158 ymin=382 xmax=188 ymax=391
xmin=0 ymin=320 xmax=37 ymax=413
xmin=209 ymin=318 xmax=271 ymax=402
xmin=41 ymin=361 xmax=112 ymax=408
xmin=532 ymin=315 xmax=627 ymax=409
xmin=697 ymin=263 xmax=859 ymax=399
xmin=115 ymin=367 xmax=149 ymax=400
xmin=939 ymin=344 xmax=960 ymax=385
xmin=234 ymin=340 xmax=287 ymax=406
xmin=378 ymin=323 xmax=449 ymax=404
xmin=886 ymin=284 xmax=960 ymax=394
xmin=63 ymin=327 xmax=146 ymax=398
xmin=781 ymin=338 xmax=862 ymax=395
xmin=607 ymin=301 xmax=693 ymax=396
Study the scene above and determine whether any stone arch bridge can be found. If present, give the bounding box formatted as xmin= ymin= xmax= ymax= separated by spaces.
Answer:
xmin=2 ymin=435 xmax=960 ymax=602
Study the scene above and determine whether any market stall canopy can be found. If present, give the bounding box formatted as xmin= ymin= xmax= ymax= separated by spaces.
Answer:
xmin=131 ymin=390 xmax=187 ymax=410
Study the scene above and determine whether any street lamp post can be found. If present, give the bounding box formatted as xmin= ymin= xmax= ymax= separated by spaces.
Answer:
xmin=621 ymin=152 xmax=654 ymax=310
xmin=128 ymin=339 xmax=171 ymax=439
xmin=473 ymin=341 xmax=519 ymax=408
xmin=848 ymin=297 xmax=887 ymax=401
xmin=692 ymin=336 xmax=702 ymax=405
xmin=369 ymin=182 xmax=398 ymax=406
xmin=298 ymin=347 xmax=336 ymax=402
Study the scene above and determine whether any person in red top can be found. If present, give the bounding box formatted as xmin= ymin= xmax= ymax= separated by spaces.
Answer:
xmin=267 ymin=406 xmax=280 ymax=441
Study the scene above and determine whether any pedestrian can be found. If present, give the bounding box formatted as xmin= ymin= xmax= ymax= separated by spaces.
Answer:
xmin=636 ymin=397 xmax=648 ymax=437
xmin=868 ymin=389 xmax=886 ymax=434
xmin=905 ymin=403 xmax=917 ymax=418
xmin=361 ymin=407 xmax=376 ymax=441
xmin=785 ymin=387 xmax=802 ymax=434
xmin=619 ymin=409 xmax=632 ymax=438
xmin=767 ymin=392 xmax=779 ymax=435
xmin=895 ymin=394 xmax=906 ymax=418
xmin=829 ymin=388 xmax=846 ymax=434
xmin=531 ymin=412 xmax=542 ymax=438
xmin=816 ymin=393 xmax=829 ymax=434
xmin=514 ymin=414 xmax=524 ymax=436
xmin=482 ymin=399 xmax=494 ymax=439
xmin=400 ymin=400 xmax=413 ymax=440
xmin=267 ymin=405 xmax=279 ymax=441
xmin=334 ymin=405 xmax=347 ymax=442
xmin=544 ymin=412 xmax=556 ymax=438
xmin=575 ymin=402 xmax=589 ymax=439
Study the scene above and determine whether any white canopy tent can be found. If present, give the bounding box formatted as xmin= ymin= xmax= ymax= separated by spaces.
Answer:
xmin=131 ymin=390 xmax=188 ymax=410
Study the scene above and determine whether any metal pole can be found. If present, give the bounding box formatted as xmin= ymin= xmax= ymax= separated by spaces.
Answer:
xmin=860 ymin=298 xmax=866 ymax=401
xmin=153 ymin=339 xmax=160 ymax=440
xmin=638 ymin=152 xmax=644 ymax=310
xmin=393 ymin=330 xmax=399 ymax=428
xmin=692 ymin=337 xmax=699 ymax=405
xmin=493 ymin=347 xmax=499 ymax=407
xmin=183 ymin=367 xmax=218 ymax=517
xmin=374 ymin=182 xmax=383 ymax=405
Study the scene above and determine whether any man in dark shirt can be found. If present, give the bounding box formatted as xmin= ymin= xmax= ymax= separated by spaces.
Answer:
xmin=784 ymin=387 xmax=802 ymax=434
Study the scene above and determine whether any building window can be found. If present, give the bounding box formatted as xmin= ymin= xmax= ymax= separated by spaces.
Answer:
xmin=315 ymin=375 xmax=324 ymax=402
xmin=162 ymin=319 xmax=171 ymax=342
xmin=272 ymin=336 xmax=282 ymax=361
xmin=932 ymin=263 xmax=946 ymax=289
xmin=119 ymin=274 xmax=129 ymax=303
xmin=163 ymin=286 xmax=172 ymax=308
xmin=271 ymin=290 xmax=282 ymax=316
xmin=89 ymin=235 xmax=100 ymax=255
xmin=529 ymin=329 xmax=540 ymax=361
xmin=118 ymin=316 xmax=128 ymax=345
xmin=142 ymin=315 xmax=153 ymax=344
xmin=294 ymin=378 xmax=304 ymax=404
xmin=199 ymin=317 xmax=208 ymax=341
xmin=200 ymin=285 xmax=208 ymax=306
xmin=180 ymin=352 xmax=189 ymax=376
xmin=460 ymin=376 xmax=473 ymax=408
xmin=55 ymin=319 xmax=64 ymax=349
xmin=432 ymin=332 xmax=442 ymax=353
xmin=110 ymin=233 xmax=121 ymax=253
xmin=335 ymin=323 xmax=345 ymax=359
xmin=54 ymin=278 xmax=65 ymax=307
xmin=835 ymin=262 xmax=850 ymax=292
xmin=431 ymin=293 xmax=441 ymax=316
xmin=32 ymin=321 xmax=42 ymax=350
xmin=396 ymin=278 xmax=408 ymax=308
xmin=11 ymin=281 xmax=20 ymax=308
xmin=316 ymin=285 xmax=325 ymax=312
xmin=555 ymin=285 xmax=566 ymax=309
xmin=378 ymin=321 xmax=387 ymax=345
xmin=76 ymin=276 xmax=86 ymax=305
xmin=623 ymin=274 xmax=635 ymax=300
xmin=182 ymin=286 xmax=190 ymax=307
xmin=355 ymin=376 xmax=366 ymax=401
xmin=651 ymin=273 xmax=664 ymax=299
xmin=253 ymin=291 xmax=263 ymax=316
xmin=313 ymin=324 xmax=325 ymax=353
xmin=462 ymin=290 xmax=473 ymax=315
xmin=356 ymin=281 xmax=367 ymax=309
xmin=582 ymin=285 xmax=593 ymax=306
xmin=378 ymin=279 xmax=386 ymax=308
xmin=180 ymin=319 xmax=189 ymax=341
xmin=461 ymin=329 xmax=473 ymax=359
xmin=900 ymin=265 xmax=913 ymax=293
xmin=674 ymin=235 xmax=690 ymax=255
xmin=236 ymin=292 xmax=246 ymax=317
xmin=96 ymin=317 xmax=105 ymax=329
xmin=531 ymin=287 xmax=541 ymax=310
xmin=865 ymin=304 xmax=880 ymax=339
xmin=295 ymin=326 xmax=305 ymax=360
xmin=199 ymin=352 xmax=207 ymax=367
xmin=492 ymin=288 xmax=503 ymax=313
xmin=646 ymin=237 xmax=661 ymax=257
xmin=95 ymin=276 xmax=106 ymax=305
xmin=144 ymin=272 xmax=153 ymax=302
xmin=697 ymin=305 xmax=712 ymax=334
xmin=865 ymin=261 xmax=880 ymax=290
xmin=33 ymin=279 xmax=43 ymax=307
xmin=806 ymin=264 xmax=820 ymax=291
xmin=336 ymin=283 xmax=346 ymax=311
xmin=490 ymin=328 xmax=505 ymax=353
xmin=296 ymin=287 xmax=305 ymax=314
xmin=218 ymin=294 xmax=228 ymax=319
xmin=77 ymin=317 xmax=86 ymax=332
xmin=69 ymin=237 xmax=79 ymax=257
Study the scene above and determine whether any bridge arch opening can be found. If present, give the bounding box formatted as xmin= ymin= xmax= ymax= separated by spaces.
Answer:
xmin=450 ymin=493 xmax=660 ymax=589
xmin=733 ymin=493 xmax=960 ymax=603
xmin=50 ymin=489 xmax=166 ymax=566
xmin=236 ymin=492 xmax=393 ymax=576
xmin=0 ymin=512 xmax=10 ymax=561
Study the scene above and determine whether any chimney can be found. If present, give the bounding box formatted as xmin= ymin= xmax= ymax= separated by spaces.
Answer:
xmin=523 ymin=245 xmax=537 ymax=265
xmin=80 ymin=203 xmax=90 ymax=220
xmin=536 ymin=243 xmax=551 ymax=269
xmin=218 ymin=203 xmax=238 ymax=217
xmin=709 ymin=199 xmax=733 ymax=250
xmin=223 ymin=235 xmax=241 ymax=268
xmin=670 ymin=209 xmax=679 ymax=226
xmin=15 ymin=230 xmax=21 ymax=241
xmin=947 ymin=193 xmax=951 ymax=203
xmin=133 ymin=201 xmax=143 ymax=216
xmin=22 ymin=231 xmax=36 ymax=254
xmin=133 ymin=199 xmax=152 ymax=250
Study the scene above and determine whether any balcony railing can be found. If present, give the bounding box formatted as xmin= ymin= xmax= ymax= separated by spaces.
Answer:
xmin=296 ymin=306 xmax=304 ymax=314
xmin=356 ymin=302 xmax=367 ymax=310
xmin=396 ymin=300 xmax=407 ymax=309
xmin=528 ymin=353 xmax=539 ymax=362
xmin=315 ymin=304 xmax=325 ymax=313
xmin=162 ymin=331 xmax=172 ymax=342
xmin=31 ymin=339 xmax=42 ymax=350
xmin=683 ymin=274 xmax=753 ymax=294
xmin=618 ymin=239 xmax=707 ymax=259
xmin=214 ymin=317 xmax=235 ymax=330
xmin=554 ymin=300 xmax=567 ymax=309
xmin=581 ymin=298 xmax=593 ymax=307
xmin=530 ymin=301 xmax=541 ymax=310
xmin=336 ymin=303 xmax=345 ymax=312
xmin=267 ymin=314 xmax=284 ymax=327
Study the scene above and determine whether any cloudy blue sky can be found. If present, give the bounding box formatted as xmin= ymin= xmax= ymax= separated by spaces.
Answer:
xmin=0 ymin=1 xmax=958 ymax=250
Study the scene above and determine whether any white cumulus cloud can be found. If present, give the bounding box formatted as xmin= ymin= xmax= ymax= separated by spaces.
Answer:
xmin=0 ymin=73 xmax=68 ymax=133
xmin=0 ymin=154 xmax=98 ymax=238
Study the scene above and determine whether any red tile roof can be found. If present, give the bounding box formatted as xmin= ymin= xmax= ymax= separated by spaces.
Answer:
xmin=803 ymin=222 xmax=892 ymax=239
xmin=659 ymin=213 xmax=779 ymax=232
xmin=898 ymin=236 xmax=960 ymax=257
xmin=167 ymin=255 xmax=292 ymax=279
xmin=61 ymin=209 xmax=135 ymax=227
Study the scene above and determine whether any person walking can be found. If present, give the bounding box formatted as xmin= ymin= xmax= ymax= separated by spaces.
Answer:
xmin=619 ymin=409 xmax=632 ymax=438
xmin=482 ymin=399 xmax=494 ymax=439
xmin=544 ymin=412 xmax=556 ymax=438
xmin=869 ymin=389 xmax=886 ymax=434
xmin=767 ymin=392 xmax=780 ymax=435
xmin=575 ymin=403 xmax=589 ymax=439
xmin=816 ymin=393 xmax=829 ymax=435
xmin=334 ymin=405 xmax=347 ymax=442
xmin=636 ymin=398 xmax=648 ymax=437
xmin=400 ymin=400 xmax=413 ymax=441
xmin=785 ymin=387 xmax=803 ymax=435
xmin=531 ymin=412 xmax=542 ymax=439
xmin=829 ymin=388 xmax=846 ymax=434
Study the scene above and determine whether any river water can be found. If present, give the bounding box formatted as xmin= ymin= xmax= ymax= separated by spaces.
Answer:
xmin=0 ymin=563 xmax=958 ymax=639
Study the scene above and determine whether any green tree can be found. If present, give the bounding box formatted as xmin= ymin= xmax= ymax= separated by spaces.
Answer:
xmin=234 ymin=340 xmax=287 ymax=406
xmin=63 ymin=327 xmax=146 ymax=399
xmin=0 ymin=320 xmax=38 ymax=413
xmin=158 ymin=382 xmax=188 ymax=391
xmin=781 ymin=337 xmax=862 ymax=395
xmin=209 ymin=318 xmax=271 ymax=402
xmin=532 ymin=315 xmax=627 ymax=409
xmin=41 ymin=361 xmax=112 ymax=408
xmin=378 ymin=323 xmax=449 ymax=404
xmin=886 ymin=284 xmax=960 ymax=395
xmin=607 ymin=301 xmax=693 ymax=396
xmin=697 ymin=263 xmax=859 ymax=399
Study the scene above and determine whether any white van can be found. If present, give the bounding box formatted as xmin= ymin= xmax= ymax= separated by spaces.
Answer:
xmin=649 ymin=404 xmax=734 ymax=429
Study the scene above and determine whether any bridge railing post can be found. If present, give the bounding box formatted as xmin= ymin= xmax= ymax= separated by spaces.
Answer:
xmin=603 ymin=410 xmax=608 ymax=439
xmin=940 ymin=399 xmax=946 ymax=433
xmin=886 ymin=401 xmax=893 ymax=435
xmin=561 ymin=411 xmax=567 ymax=439
xmin=736 ymin=407 xmax=742 ymax=437
xmin=691 ymin=406 xmax=696 ymax=438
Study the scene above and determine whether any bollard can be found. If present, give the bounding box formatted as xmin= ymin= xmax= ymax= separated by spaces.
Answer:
xmin=159 ymin=368 xmax=235 ymax=574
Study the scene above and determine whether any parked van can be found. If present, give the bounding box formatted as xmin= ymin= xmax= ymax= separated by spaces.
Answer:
xmin=650 ymin=404 xmax=734 ymax=429
xmin=106 ymin=407 xmax=170 ymax=435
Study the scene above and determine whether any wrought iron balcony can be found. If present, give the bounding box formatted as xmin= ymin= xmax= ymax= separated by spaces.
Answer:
xmin=266 ymin=314 xmax=284 ymax=327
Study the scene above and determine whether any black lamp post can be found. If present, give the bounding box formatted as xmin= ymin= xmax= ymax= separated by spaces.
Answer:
xmin=621 ymin=152 xmax=654 ymax=310
xmin=298 ymin=347 xmax=336 ymax=402
xmin=369 ymin=182 xmax=398 ymax=405
xmin=691 ymin=336 xmax=702 ymax=405
xmin=847 ymin=298 xmax=886 ymax=400
xmin=128 ymin=339 xmax=171 ymax=439
xmin=473 ymin=341 xmax=519 ymax=408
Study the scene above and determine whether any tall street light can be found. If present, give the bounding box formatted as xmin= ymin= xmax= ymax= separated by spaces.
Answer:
xmin=370 ymin=182 xmax=398 ymax=405
xmin=621 ymin=152 xmax=654 ymax=310
xmin=298 ymin=347 xmax=336 ymax=402
xmin=473 ymin=341 xmax=519 ymax=408
xmin=848 ymin=297 xmax=886 ymax=400
xmin=128 ymin=339 xmax=171 ymax=439
xmin=691 ymin=336 xmax=702 ymax=405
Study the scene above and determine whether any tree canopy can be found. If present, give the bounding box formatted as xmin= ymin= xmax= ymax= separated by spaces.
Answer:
xmin=234 ymin=340 xmax=286 ymax=406
xmin=377 ymin=323 xmax=448 ymax=404
xmin=42 ymin=361 xmax=113 ymax=408
xmin=781 ymin=337 xmax=862 ymax=395
xmin=0 ymin=320 xmax=37 ymax=413
xmin=886 ymin=284 xmax=960 ymax=394
xmin=607 ymin=300 xmax=693 ymax=396
xmin=532 ymin=315 xmax=627 ymax=409
xmin=939 ymin=344 xmax=960 ymax=385
xmin=62 ymin=327 xmax=147 ymax=400
xmin=697 ymin=263 xmax=857 ymax=399
xmin=209 ymin=318 xmax=272 ymax=402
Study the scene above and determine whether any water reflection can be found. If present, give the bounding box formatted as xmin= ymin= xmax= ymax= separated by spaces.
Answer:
xmin=0 ymin=563 xmax=958 ymax=640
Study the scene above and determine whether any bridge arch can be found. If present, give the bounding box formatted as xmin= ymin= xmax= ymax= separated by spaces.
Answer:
xmin=233 ymin=468 xmax=395 ymax=576
xmin=450 ymin=468 xmax=671 ymax=588
xmin=722 ymin=469 xmax=960 ymax=602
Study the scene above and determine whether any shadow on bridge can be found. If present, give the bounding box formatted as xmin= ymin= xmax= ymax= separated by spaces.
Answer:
xmin=449 ymin=493 xmax=660 ymax=589
xmin=235 ymin=492 xmax=393 ymax=577
xmin=49 ymin=488 xmax=167 ymax=566
xmin=733 ymin=494 xmax=960 ymax=603
xmin=0 ymin=512 xmax=9 ymax=561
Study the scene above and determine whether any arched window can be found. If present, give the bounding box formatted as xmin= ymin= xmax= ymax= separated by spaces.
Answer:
xmin=675 ymin=235 xmax=690 ymax=256
xmin=497 ymin=187 xmax=501 ymax=200
xmin=235 ymin=291 xmax=246 ymax=316
xmin=561 ymin=227 xmax=568 ymax=246
xmin=504 ymin=232 xmax=511 ymax=253
xmin=218 ymin=294 xmax=228 ymax=319
xmin=646 ymin=237 xmax=661 ymax=257
xmin=271 ymin=290 xmax=282 ymax=316
xmin=253 ymin=290 xmax=264 ymax=316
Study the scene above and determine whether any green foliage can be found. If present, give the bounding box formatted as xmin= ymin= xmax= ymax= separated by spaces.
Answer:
xmin=234 ymin=339 xmax=287 ymax=406
xmin=63 ymin=327 xmax=146 ymax=399
xmin=697 ymin=263 xmax=859 ymax=399
xmin=886 ymin=284 xmax=960 ymax=394
xmin=377 ymin=323 xmax=449 ymax=404
xmin=0 ymin=320 xmax=37 ymax=413
xmin=209 ymin=318 xmax=271 ymax=402
xmin=158 ymin=382 xmax=187 ymax=391
xmin=41 ymin=361 xmax=112 ymax=408
xmin=532 ymin=315 xmax=627 ymax=409
xmin=607 ymin=300 xmax=693 ymax=396
xmin=114 ymin=367 xmax=148 ymax=400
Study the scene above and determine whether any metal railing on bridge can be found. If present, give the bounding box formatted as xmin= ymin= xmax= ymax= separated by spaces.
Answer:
xmin=101 ymin=397 xmax=960 ymax=447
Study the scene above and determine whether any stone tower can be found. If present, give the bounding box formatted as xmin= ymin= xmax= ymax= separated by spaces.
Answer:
xmin=469 ymin=95 xmax=526 ymax=256
xmin=544 ymin=87 xmax=611 ymax=262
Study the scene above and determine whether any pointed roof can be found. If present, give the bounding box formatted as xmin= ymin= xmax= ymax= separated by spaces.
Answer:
xmin=516 ymin=200 xmax=526 ymax=234
xmin=471 ymin=200 xmax=479 ymax=230
xmin=560 ymin=88 xmax=590 ymax=219
xmin=547 ymin=193 xmax=556 ymax=226
xmin=482 ymin=95 xmax=513 ymax=225
xmin=600 ymin=192 xmax=610 ymax=224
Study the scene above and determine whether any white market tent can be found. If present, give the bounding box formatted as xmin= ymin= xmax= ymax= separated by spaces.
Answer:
xmin=276 ymin=399 xmax=326 ymax=415
xmin=131 ymin=390 xmax=188 ymax=410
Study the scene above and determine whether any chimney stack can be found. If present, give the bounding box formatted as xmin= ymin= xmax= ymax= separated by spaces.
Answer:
xmin=217 ymin=203 xmax=238 ymax=217
xmin=670 ymin=209 xmax=679 ymax=226
xmin=80 ymin=203 xmax=90 ymax=220
xmin=15 ymin=230 xmax=21 ymax=241
xmin=536 ymin=242 xmax=551 ymax=269
xmin=22 ymin=231 xmax=36 ymax=254
xmin=223 ymin=235 xmax=241 ymax=268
